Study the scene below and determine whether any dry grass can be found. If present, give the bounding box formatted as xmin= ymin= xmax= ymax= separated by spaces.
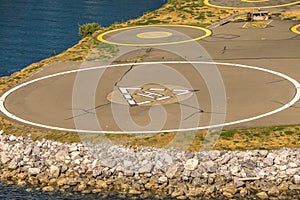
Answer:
xmin=124 ymin=0 xmax=243 ymax=26
xmin=2 ymin=119 xmax=298 ymax=151
xmin=281 ymin=10 xmax=300 ymax=20
xmin=103 ymin=126 xmax=300 ymax=151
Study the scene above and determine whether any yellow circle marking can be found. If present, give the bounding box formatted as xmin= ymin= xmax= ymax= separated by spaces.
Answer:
xmin=241 ymin=0 xmax=269 ymax=2
xmin=291 ymin=24 xmax=300 ymax=35
xmin=136 ymin=31 xmax=173 ymax=39
xmin=204 ymin=0 xmax=300 ymax=9
xmin=97 ymin=24 xmax=212 ymax=46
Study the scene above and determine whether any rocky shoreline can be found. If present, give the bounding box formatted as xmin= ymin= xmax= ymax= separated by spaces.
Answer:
xmin=0 ymin=131 xmax=299 ymax=199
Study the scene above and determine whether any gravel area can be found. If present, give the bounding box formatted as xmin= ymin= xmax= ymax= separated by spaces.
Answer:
xmin=0 ymin=131 xmax=299 ymax=199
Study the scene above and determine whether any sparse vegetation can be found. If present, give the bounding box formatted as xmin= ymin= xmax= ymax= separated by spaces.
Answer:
xmin=79 ymin=22 xmax=102 ymax=38
xmin=282 ymin=16 xmax=297 ymax=20
xmin=86 ymin=43 xmax=119 ymax=61
xmin=220 ymin=129 xmax=236 ymax=140
xmin=2 ymin=119 xmax=299 ymax=151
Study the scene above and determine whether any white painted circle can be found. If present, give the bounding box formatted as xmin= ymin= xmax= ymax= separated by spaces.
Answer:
xmin=0 ymin=61 xmax=299 ymax=134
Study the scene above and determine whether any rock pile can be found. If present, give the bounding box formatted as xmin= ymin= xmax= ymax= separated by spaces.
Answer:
xmin=0 ymin=131 xmax=299 ymax=199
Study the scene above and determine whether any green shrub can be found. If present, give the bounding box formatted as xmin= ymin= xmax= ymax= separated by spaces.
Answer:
xmin=195 ymin=12 xmax=206 ymax=20
xmin=283 ymin=16 xmax=296 ymax=20
xmin=135 ymin=19 xmax=162 ymax=25
xmin=235 ymin=146 xmax=245 ymax=150
xmin=272 ymin=13 xmax=281 ymax=17
xmin=253 ymin=133 xmax=260 ymax=137
xmin=262 ymin=131 xmax=270 ymax=136
xmin=273 ymin=127 xmax=284 ymax=131
xmin=70 ymin=56 xmax=83 ymax=61
xmin=79 ymin=23 xmax=102 ymax=38
xmin=284 ymin=131 xmax=294 ymax=135
xmin=206 ymin=11 xmax=215 ymax=17
xmin=220 ymin=130 xmax=236 ymax=140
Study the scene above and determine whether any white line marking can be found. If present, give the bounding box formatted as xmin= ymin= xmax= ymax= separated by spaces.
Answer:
xmin=119 ymin=87 xmax=128 ymax=94
xmin=0 ymin=61 xmax=299 ymax=134
xmin=123 ymin=94 xmax=132 ymax=100
xmin=173 ymin=89 xmax=195 ymax=96
xmin=176 ymin=91 xmax=191 ymax=96
xmin=128 ymin=99 xmax=137 ymax=106
xmin=156 ymin=96 xmax=172 ymax=101
xmin=149 ymin=88 xmax=165 ymax=91
xmin=126 ymin=87 xmax=141 ymax=91
xmin=137 ymin=100 xmax=152 ymax=105
xmin=136 ymin=91 xmax=163 ymax=98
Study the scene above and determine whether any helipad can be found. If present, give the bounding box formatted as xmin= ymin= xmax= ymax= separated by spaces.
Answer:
xmin=97 ymin=25 xmax=212 ymax=46
xmin=204 ymin=0 xmax=300 ymax=9
xmin=0 ymin=61 xmax=299 ymax=133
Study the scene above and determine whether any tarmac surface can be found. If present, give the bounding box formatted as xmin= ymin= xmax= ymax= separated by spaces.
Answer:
xmin=204 ymin=0 xmax=300 ymax=10
xmin=1 ymin=20 xmax=300 ymax=133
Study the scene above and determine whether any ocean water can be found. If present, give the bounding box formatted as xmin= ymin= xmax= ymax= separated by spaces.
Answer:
xmin=0 ymin=0 xmax=166 ymax=77
xmin=0 ymin=183 xmax=174 ymax=200
xmin=0 ymin=0 xmax=169 ymax=199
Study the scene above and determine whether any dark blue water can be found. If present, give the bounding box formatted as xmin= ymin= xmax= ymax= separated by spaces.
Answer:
xmin=0 ymin=183 xmax=175 ymax=200
xmin=0 ymin=0 xmax=166 ymax=77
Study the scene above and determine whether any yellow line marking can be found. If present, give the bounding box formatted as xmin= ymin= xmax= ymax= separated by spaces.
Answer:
xmin=97 ymin=24 xmax=212 ymax=46
xmin=204 ymin=0 xmax=300 ymax=9
xmin=266 ymin=19 xmax=273 ymax=26
xmin=136 ymin=31 xmax=173 ymax=39
xmin=247 ymin=0 xmax=268 ymax=1
xmin=242 ymin=20 xmax=273 ymax=29
xmin=291 ymin=24 xmax=300 ymax=34
xmin=242 ymin=22 xmax=249 ymax=29
xmin=243 ymin=20 xmax=273 ymax=28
